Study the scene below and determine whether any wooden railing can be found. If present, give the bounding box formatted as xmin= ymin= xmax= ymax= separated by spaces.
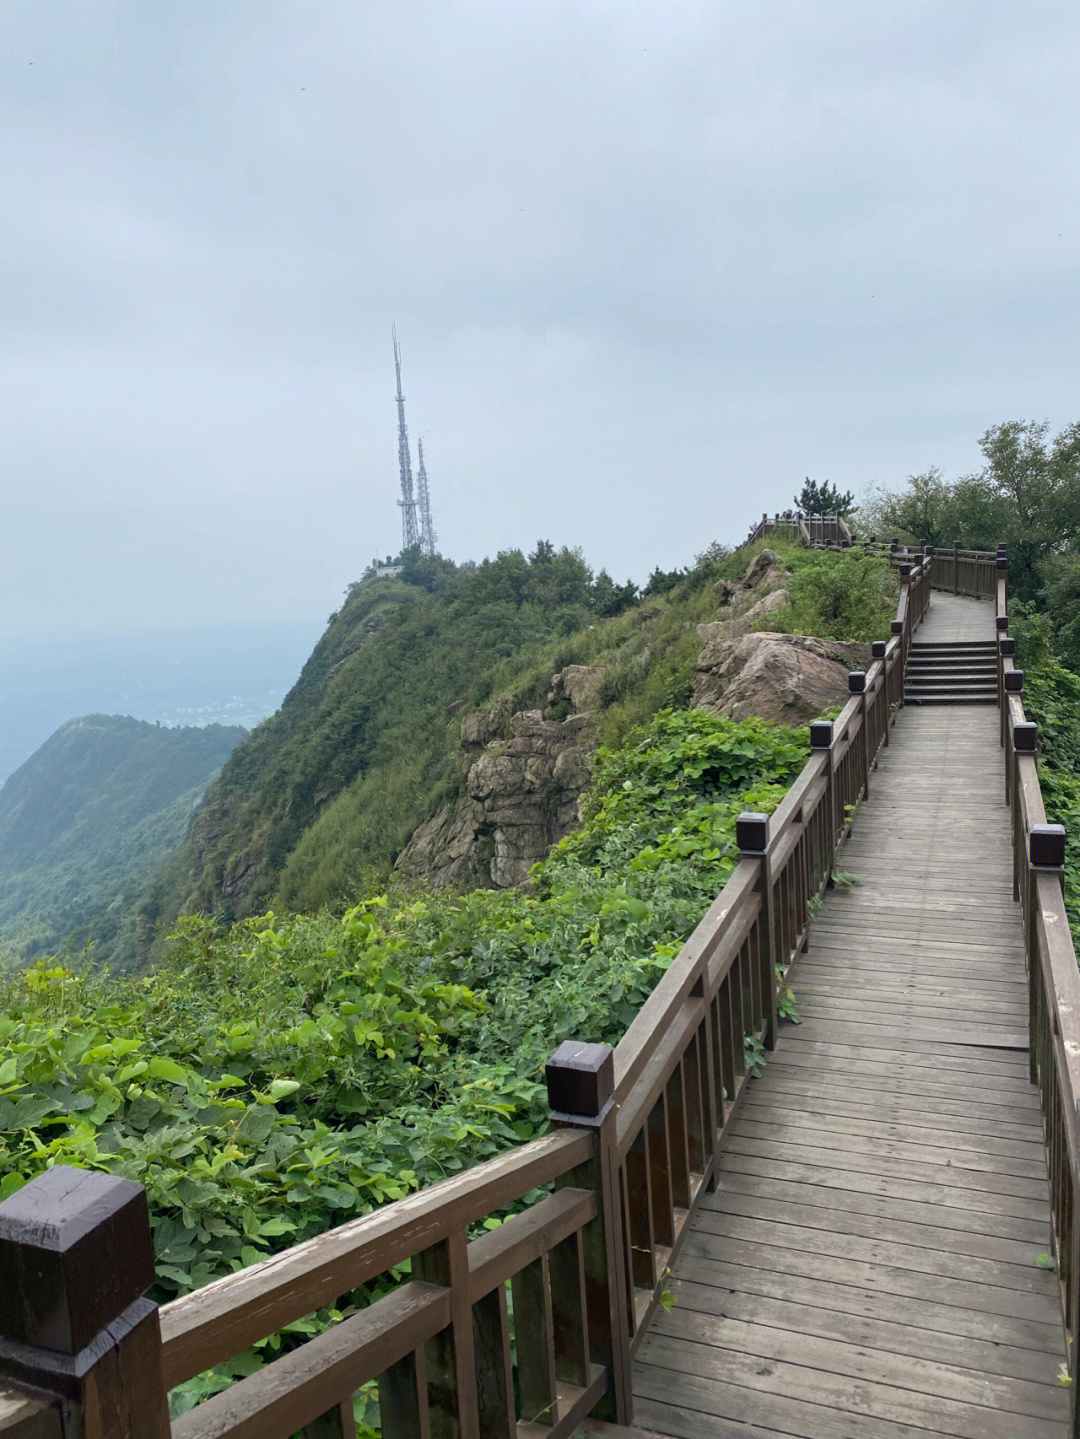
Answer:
xmin=747 ymin=511 xmax=853 ymax=549
xmin=0 ymin=555 xmax=937 ymax=1438
xmin=995 ymin=556 xmax=1080 ymax=1420
xmin=858 ymin=538 xmax=999 ymax=600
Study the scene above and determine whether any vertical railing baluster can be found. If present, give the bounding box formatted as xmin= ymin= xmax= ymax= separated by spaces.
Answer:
xmin=414 ymin=1228 xmax=478 ymax=1439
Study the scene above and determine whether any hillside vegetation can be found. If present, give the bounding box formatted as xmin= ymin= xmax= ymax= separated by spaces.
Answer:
xmin=0 ymin=707 xmax=808 ymax=1415
xmin=141 ymin=539 xmax=896 ymax=957
xmin=0 ymin=716 xmax=244 ymax=967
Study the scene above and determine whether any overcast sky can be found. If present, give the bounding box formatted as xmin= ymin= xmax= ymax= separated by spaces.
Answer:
xmin=2 ymin=2 xmax=1078 ymax=641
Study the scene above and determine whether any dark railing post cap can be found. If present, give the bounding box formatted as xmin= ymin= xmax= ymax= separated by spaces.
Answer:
xmin=1030 ymin=823 xmax=1066 ymax=870
xmin=809 ymin=720 xmax=833 ymax=749
xmin=871 ymin=640 xmax=886 ymax=659
xmin=924 ymin=544 xmax=935 ymax=556
xmin=999 ymin=636 xmax=1016 ymax=656
xmin=995 ymin=614 xmax=1009 ymax=631
xmin=1004 ymin=669 xmax=1024 ymax=692
xmin=0 ymin=1166 xmax=155 ymax=1355
xmin=898 ymin=564 xmax=911 ymax=580
xmin=996 ymin=555 xmax=1008 ymax=571
xmin=736 ymin=811 xmax=769 ymax=854
xmin=1013 ymin=720 xmax=1038 ymax=752
xmin=848 ymin=671 xmax=866 ymax=693
xmin=891 ymin=619 xmax=904 ymax=635
xmin=546 ymin=1041 xmax=614 ymax=1123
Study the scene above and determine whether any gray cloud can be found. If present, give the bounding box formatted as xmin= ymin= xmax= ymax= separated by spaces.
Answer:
xmin=2 ymin=1 xmax=1078 ymax=639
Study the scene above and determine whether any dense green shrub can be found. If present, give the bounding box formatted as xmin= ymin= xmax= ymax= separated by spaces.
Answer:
xmin=0 ymin=707 xmax=807 ymax=1415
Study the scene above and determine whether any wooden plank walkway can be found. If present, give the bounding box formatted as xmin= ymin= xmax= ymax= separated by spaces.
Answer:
xmin=632 ymin=593 xmax=1070 ymax=1438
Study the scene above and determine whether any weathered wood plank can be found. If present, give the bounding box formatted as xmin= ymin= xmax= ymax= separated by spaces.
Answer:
xmin=631 ymin=671 xmax=1069 ymax=1437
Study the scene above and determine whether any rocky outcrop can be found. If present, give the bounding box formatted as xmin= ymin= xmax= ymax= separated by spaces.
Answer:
xmin=396 ymin=704 xmax=595 ymax=891
xmin=692 ymin=632 xmax=870 ymax=726
xmin=547 ymin=664 xmax=603 ymax=711
xmin=704 ymin=549 xmax=791 ymax=644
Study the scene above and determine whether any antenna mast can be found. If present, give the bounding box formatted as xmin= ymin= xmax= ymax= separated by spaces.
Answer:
xmin=393 ymin=324 xmax=420 ymax=551
xmin=416 ymin=438 xmax=437 ymax=558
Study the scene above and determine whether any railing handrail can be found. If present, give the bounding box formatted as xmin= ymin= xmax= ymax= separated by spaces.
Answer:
xmin=994 ymin=554 xmax=1080 ymax=1422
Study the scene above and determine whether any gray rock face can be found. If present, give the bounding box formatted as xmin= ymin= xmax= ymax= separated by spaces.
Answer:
xmin=692 ymin=631 xmax=870 ymax=726
xmin=395 ymin=704 xmax=595 ymax=891
xmin=547 ymin=664 xmax=603 ymax=711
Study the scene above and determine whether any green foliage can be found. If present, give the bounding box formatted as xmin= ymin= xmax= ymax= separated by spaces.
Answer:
xmin=0 ymin=717 xmax=244 ymax=969
xmin=794 ymin=477 xmax=854 ymax=516
xmin=0 ymin=707 xmax=807 ymax=1414
xmin=860 ymin=419 xmax=1080 ymax=609
xmin=751 ymin=546 xmax=898 ymax=642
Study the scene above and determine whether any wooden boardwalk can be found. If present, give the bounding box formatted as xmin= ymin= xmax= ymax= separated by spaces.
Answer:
xmin=633 ymin=594 xmax=1070 ymax=1438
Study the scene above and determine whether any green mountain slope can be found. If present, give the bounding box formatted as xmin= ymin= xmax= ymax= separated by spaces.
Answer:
xmin=0 ymin=715 xmax=245 ymax=965
xmin=139 ymin=541 xmax=895 ymax=955
xmin=142 ymin=546 xmax=639 ymax=929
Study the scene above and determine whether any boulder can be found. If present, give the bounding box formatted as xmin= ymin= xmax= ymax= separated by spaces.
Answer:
xmin=548 ymin=664 xmax=604 ymax=712
xmin=692 ymin=631 xmax=870 ymax=726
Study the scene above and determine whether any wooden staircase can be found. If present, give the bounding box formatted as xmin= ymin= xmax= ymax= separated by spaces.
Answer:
xmin=904 ymin=639 xmax=997 ymax=704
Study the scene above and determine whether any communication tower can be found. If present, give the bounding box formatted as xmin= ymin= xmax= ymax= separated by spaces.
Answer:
xmin=416 ymin=438 xmax=437 ymax=558
xmin=393 ymin=324 xmax=420 ymax=550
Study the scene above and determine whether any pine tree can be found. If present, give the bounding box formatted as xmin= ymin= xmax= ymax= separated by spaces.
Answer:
xmin=795 ymin=477 xmax=855 ymax=516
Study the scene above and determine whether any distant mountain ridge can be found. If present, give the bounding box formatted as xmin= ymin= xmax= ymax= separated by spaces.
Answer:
xmin=0 ymin=714 xmax=245 ymax=966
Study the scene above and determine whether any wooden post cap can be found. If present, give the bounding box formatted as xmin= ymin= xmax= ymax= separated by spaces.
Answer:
xmin=1013 ymin=721 xmax=1038 ymax=752
xmin=924 ymin=544 xmax=935 ymax=556
xmin=996 ymin=614 xmax=1009 ymax=631
xmin=809 ymin=721 xmax=833 ymax=749
xmin=1030 ymin=824 xmax=1066 ymax=869
xmin=546 ymin=1042 xmax=613 ymax=1121
xmin=890 ymin=538 xmax=899 ymax=551
xmin=891 ymin=620 xmax=903 ymax=635
xmin=871 ymin=641 xmax=886 ymax=659
xmin=898 ymin=565 xmax=911 ymax=580
xmin=999 ymin=637 xmax=1016 ymax=656
xmin=848 ymin=671 xmax=866 ymax=693
xmin=736 ymin=812 xmax=769 ymax=854
xmin=0 ymin=1167 xmax=155 ymax=1356
xmin=997 ymin=542 xmax=1008 ymax=554
xmin=996 ymin=555 xmax=1008 ymax=571
xmin=1004 ymin=669 xmax=1024 ymax=693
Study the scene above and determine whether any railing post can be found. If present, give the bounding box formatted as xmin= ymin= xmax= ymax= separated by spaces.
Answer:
xmin=1011 ymin=721 xmax=1037 ymax=900
xmin=954 ymin=539 xmax=961 ymax=595
xmin=546 ymin=1042 xmax=632 ymax=1426
xmin=890 ymin=619 xmax=904 ymax=709
xmin=871 ymin=641 xmax=887 ymax=748
xmin=996 ymin=552 xmax=1008 ymax=603
xmin=998 ymin=632 xmax=1014 ymax=743
xmin=810 ymin=721 xmax=836 ymax=869
xmin=1027 ymin=824 xmax=1065 ymax=1084
xmin=848 ymin=671 xmax=868 ymax=799
xmin=736 ymin=813 xmax=778 ymax=1048
xmin=0 ymin=1167 xmax=170 ymax=1439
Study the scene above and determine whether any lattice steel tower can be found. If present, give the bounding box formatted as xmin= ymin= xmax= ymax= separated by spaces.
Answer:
xmin=393 ymin=324 xmax=420 ymax=551
xmin=416 ymin=438 xmax=437 ymax=558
